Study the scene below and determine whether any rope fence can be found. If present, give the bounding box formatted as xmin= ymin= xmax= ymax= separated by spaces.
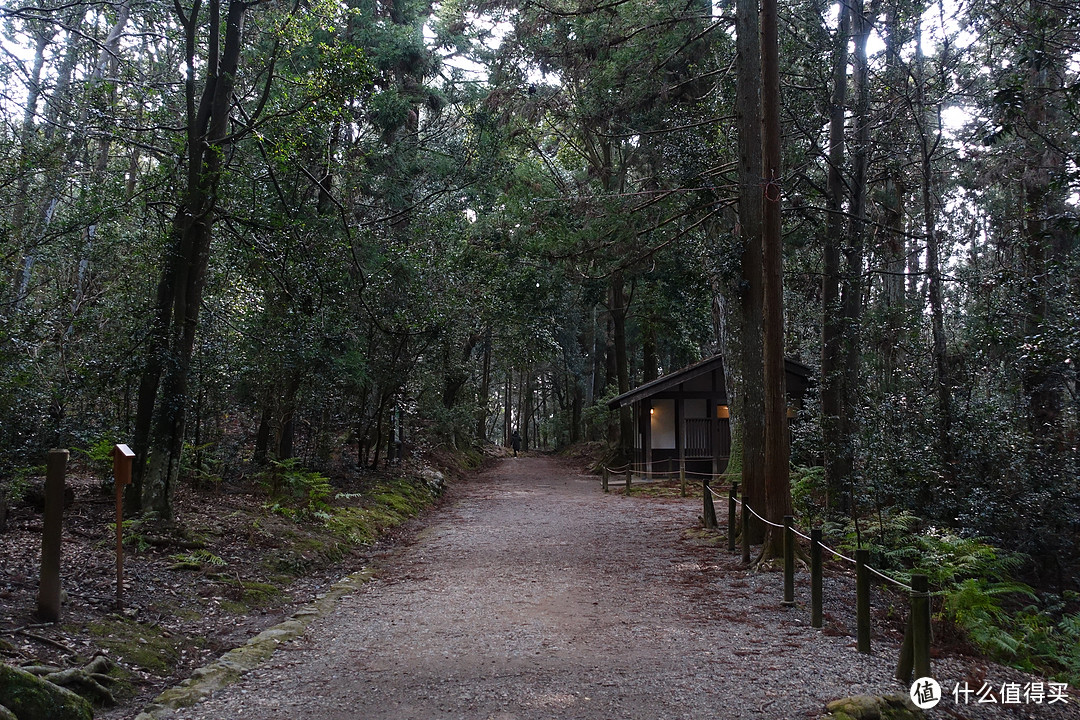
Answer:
xmin=713 ymin=479 xmax=929 ymax=681
xmin=601 ymin=464 xmax=932 ymax=683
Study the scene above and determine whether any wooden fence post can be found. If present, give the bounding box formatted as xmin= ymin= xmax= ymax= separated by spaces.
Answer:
xmin=811 ymin=527 xmax=823 ymax=628
xmin=896 ymin=614 xmax=914 ymax=683
xmin=112 ymin=444 xmax=135 ymax=610
xmin=912 ymin=573 xmax=931 ymax=679
xmin=624 ymin=467 xmax=631 ymax=492
xmin=856 ymin=548 xmax=871 ymax=653
xmin=703 ymin=480 xmax=717 ymax=529
xmin=602 ymin=467 xmax=609 ymax=493
xmin=783 ymin=515 xmax=795 ymax=606
xmin=37 ymin=449 xmax=68 ymax=622
xmin=727 ymin=482 xmax=738 ymax=552
xmin=740 ymin=496 xmax=750 ymax=564
xmin=680 ymin=466 xmax=687 ymax=498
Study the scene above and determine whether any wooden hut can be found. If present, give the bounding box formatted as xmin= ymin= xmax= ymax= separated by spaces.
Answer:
xmin=608 ymin=354 xmax=813 ymax=479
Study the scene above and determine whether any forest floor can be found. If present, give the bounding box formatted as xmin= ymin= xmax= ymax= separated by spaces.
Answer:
xmin=134 ymin=455 xmax=1077 ymax=720
xmin=0 ymin=454 xmax=452 ymax=719
xmin=2 ymin=454 xmax=1077 ymax=719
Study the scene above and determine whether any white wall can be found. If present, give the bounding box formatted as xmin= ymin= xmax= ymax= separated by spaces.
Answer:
xmin=650 ymin=399 xmax=676 ymax=449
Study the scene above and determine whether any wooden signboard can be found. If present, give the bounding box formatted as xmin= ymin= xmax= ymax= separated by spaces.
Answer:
xmin=112 ymin=444 xmax=135 ymax=609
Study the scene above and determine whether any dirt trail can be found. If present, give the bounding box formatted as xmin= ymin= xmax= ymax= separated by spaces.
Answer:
xmin=163 ymin=457 xmax=1063 ymax=720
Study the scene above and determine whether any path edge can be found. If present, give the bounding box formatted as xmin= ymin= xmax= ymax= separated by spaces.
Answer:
xmin=133 ymin=568 xmax=375 ymax=720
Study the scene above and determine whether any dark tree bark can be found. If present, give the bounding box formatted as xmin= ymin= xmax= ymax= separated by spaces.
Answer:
xmin=522 ymin=370 xmax=533 ymax=452
xmin=832 ymin=0 xmax=872 ymax=523
xmin=735 ymin=0 xmax=766 ymax=544
xmin=1017 ymin=0 xmax=1068 ymax=445
xmin=914 ymin=13 xmax=954 ymax=489
xmin=504 ymin=372 xmax=512 ymax=446
xmin=476 ymin=328 xmax=493 ymax=442
xmin=442 ymin=332 xmax=480 ymax=409
xmin=134 ymin=0 xmax=253 ymax=519
xmin=610 ymin=274 xmax=633 ymax=458
xmin=761 ymin=0 xmax=793 ymax=558
xmin=821 ymin=0 xmax=851 ymax=517
xmin=879 ymin=0 xmax=909 ymax=389
xmin=8 ymin=26 xmax=52 ymax=308
xmin=277 ymin=376 xmax=302 ymax=460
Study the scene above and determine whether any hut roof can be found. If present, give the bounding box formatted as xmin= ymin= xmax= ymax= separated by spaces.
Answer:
xmin=607 ymin=354 xmax=814 ymax=410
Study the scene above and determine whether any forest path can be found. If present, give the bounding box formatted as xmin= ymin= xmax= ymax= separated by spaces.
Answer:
xmin=167 ymin=456 xmax=904 ymax=720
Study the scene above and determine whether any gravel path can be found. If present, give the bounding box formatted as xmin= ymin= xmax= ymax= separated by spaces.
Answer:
xmin=167 ymin=457 xmax=1075 ymax=720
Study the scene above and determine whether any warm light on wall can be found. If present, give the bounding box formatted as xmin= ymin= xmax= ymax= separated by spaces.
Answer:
xmin=650 ymin=407 xmax=655 ymax=415
xmin=717 ymin=405 xmax=729 ymax=419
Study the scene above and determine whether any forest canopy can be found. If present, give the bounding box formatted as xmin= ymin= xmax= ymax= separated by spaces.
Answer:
xmin=0 ymin=0 xmax=1076 ymax=593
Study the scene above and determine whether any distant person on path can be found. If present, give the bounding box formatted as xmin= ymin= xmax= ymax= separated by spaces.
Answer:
xmin=511 ymin=430 xmax=521 ymax=457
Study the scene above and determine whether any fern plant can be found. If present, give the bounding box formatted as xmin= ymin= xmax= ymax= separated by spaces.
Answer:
xmin=259 ymin=458 xmax=334 ymax=516
xmin=831 ymin=513 xmax=1078 ymax=684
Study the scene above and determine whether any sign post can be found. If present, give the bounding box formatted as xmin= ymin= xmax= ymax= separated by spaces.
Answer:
xmin=112 ymin=444 xmax=134 ymax=610
xmin=37 ymin=449 xmax=69 ymax=622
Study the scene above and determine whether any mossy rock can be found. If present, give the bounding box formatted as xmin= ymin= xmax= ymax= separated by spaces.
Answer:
xmin=0 ymin=702 xmax=18 ymax=720
xmin=823 ymin=694 xmax=924 ymax=720
xmin=0 ymin=664 xmax=93 ymax=720
xmin=82 ymin=619 xmax=189 ymax=676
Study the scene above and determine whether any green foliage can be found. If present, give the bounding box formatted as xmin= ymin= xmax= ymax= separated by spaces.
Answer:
xmin=833 ymin=518 xmax=1077 ymax=684
xmin=582 ymin=386 xmax=620 ymax=448
xmin=790 ymin=465 xmax=825 ymax=525
xmin=259 ymin=459 xmax=333 ymax=516
xmin=0 ymin=465 xmax=39 ymax=505
xmin=82 ymin=438 xmax=117 ymax=482
xmin=940 ymin=577 xmax=1036 ymax=658
xmin=106 ymin=516 xmax=154 ymax=552
xmin=309 ymin=476 xmax=434 ymax=543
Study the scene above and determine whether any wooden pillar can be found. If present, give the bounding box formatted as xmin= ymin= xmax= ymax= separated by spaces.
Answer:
xmin=643 ymin=399 xmax=653 ymax=478
xmin=675 ymin=397 xmax=685 ymax=484
xmin=37 ymin=449 xmax=68 ymax=622
xmin=912 ymin=574 xmax=931 ymax=678
xmin=708 ymin=398 xmax=719 ymax=477
xmin=783 ymin=515 xmax=795 ymax=606
xmin=856 ymin=548 xmax=871 ymax=653
xmin=811 ymin=528 xmax=823 ymax=628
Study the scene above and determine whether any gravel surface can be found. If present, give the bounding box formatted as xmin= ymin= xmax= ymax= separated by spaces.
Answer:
xmin=166 ymin=457 xmax=1077 ymax=720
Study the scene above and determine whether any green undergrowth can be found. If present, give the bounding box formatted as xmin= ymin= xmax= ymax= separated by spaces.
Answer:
xmin=258 ymin=462 xmax=441 ymax=559
xmin=74 ymin=618 xmax=205 ymax=679
xmin=826 ymin=508 xmax=1080 ymax=685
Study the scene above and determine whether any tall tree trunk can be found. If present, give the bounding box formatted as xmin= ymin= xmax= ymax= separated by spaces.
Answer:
xmin=587 ymin=306 xmax=606 ymax=442
xmin=277 ymin=376 xmax=302 ymax=460
xmin=135 ymin=0 xmax=249 ymax=520
xmin=443 ymin=332 xmax=479 ymax=409
xmin=15 ymin=19 xmax=79 ymax=310
xmin=735 ymin=0 xmax=766 ymax=544
xmin=821 ymin=0 xmax=851 ymax=518
xmin=504 ymin=371 xmax=512 ymax=446
xmin=641 ymin=320 xmax=658 ymax=383
xmin=476 ymin=328 xmax=492 ymax=442
xmin=761 ymin=0 xmax=792 ymax=558
xmin=1018 ymin=0 xmax=1067 ymax=445
xmin=522 ymin=370 xmax=533 ymax=452
xmin=880 ymin=0 xmax=908 ymax=383
xmin=8 ymin=27 xmax=52 ymax=308
xmin=610 ymin=273 xmax=633 ymax=458
xmin=70 ymin=0 xmax=133 ymax=324
xmin=914 ymin=14 xmax=954 ymax=490
xmin=833 ymin=0 xmax=871 ymax=525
